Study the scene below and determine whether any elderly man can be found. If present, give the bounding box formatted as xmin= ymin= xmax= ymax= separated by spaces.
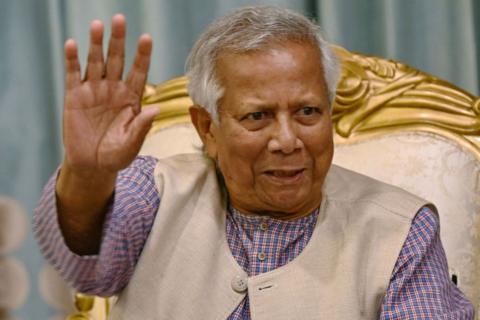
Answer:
xmin=34 ymin=6 xmax=473 ymax=320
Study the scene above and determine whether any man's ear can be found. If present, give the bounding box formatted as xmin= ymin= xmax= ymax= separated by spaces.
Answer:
xmin=189 ymin=105 xmax=218 ymax=159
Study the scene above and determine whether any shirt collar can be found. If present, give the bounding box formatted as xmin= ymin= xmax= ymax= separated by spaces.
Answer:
xmin=227 ymin=205 xmax=320 ymax=231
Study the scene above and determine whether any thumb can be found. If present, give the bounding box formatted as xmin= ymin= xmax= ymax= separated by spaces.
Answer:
xmin=128 ymin=106 xmax=160 ymax=145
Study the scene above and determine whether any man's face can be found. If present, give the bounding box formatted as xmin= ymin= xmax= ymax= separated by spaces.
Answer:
xmin=204 ymin=41 xmax=333 ymax=219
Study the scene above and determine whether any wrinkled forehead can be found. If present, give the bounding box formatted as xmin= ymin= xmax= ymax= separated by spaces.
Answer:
xmin=216 ymin=40 xmax=324 ymax=79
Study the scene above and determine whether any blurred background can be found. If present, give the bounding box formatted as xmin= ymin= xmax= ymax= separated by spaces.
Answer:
xmin=1 ymin=0 xmax=479 ymax=318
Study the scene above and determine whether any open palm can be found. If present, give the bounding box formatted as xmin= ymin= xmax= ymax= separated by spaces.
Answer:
xmin=63 ymin=15 xmax=158 ymax=176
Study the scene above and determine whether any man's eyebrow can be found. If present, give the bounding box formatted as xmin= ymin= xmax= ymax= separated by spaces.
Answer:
xmin=238 ymin=101 xmax=277 ymax=111
xmin=237 ymin=94 xmax=328 ymax=111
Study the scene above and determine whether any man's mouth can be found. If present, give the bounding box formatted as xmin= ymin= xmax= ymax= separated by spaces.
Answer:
xmin=265 ymin=169 xmax=304 ymax=177
xmin=264 ymin=169 xmax=305 ymax=183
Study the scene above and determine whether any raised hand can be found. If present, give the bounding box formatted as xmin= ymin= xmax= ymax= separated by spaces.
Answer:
xmin=56 ymin=15 xmax=159 ymax=254
xmin=63 ymin=14 xmax=159 ymax=177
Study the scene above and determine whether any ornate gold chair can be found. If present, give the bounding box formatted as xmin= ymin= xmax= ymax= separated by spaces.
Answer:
xmin=67 ymin=45 xmax=480 ymax=319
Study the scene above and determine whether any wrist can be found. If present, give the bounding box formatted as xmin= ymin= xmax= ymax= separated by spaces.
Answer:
xmin=56 ymin=161 xmax=117 ymax=205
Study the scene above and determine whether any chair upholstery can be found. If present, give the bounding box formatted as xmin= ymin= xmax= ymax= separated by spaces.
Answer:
xmin=69 ymin=45 xmax=480 ymax=318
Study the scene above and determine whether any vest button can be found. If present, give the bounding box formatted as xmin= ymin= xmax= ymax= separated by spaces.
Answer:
xmin=231 ymin=275 xmax=248 ymax=293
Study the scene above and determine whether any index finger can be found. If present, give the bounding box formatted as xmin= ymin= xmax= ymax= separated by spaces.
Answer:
xmin=126 ymin=34 xmax=153 ymax=101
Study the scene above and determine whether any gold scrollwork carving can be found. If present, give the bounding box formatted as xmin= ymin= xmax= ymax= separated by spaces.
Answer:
xmin=332 ymin=46 xmax=480 ymax=160
xmin=66 ymin=293 xmax=95 ymax=320
xmin=142 ymin=77 xmax=192 ymax=133
xmin=67 ymin=294 xmax=112 ymax=320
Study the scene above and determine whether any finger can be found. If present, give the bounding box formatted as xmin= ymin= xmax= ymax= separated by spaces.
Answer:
xmin=127 ymin=105 xmax=160 ymax=147
xmin=126 ymin=34 xmax=152 ymax=101
xmin=85 ymin=20 xmax=105 ymax=81
xmin=64 ymin=39 xmax=81 ymax=90
xmin=105 ymin=14 xmax=126 ymax=81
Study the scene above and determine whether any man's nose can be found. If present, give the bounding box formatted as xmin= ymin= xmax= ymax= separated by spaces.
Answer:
xmin=267 ymin=117 xmax=303 ymax=154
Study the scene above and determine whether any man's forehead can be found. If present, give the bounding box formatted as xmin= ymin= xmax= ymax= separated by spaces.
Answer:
xmin=214 ymin=41 xmax=329 ymax=108
xmin=216 ymin=38 xmax=320 ymax=59
xmin=215 ymin=40 xmax=324 ymax=77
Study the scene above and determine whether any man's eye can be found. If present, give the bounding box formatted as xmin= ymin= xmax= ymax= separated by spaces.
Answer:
xmin=246 ymin=111 xmax=268 ymax=121
xmin=299 ymin=106 xmax=318 ymax=116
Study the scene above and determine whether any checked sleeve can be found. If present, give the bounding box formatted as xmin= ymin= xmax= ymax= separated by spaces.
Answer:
xmin=33 ymin=156 xmax=160 ymax=297
xmin=379 ymin=206 xmax=474 ymax=319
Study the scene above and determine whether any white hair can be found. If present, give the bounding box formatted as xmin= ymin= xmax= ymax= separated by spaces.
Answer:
xmin=185 ymin=5 xmax=340 ymax=122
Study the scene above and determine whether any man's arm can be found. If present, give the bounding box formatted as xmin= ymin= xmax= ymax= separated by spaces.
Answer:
xmin=56 ymin=14 xmax=159 ymax=255
xmin=379 ymin=206 xmax=474 ymax=319
xmin=33 ymin=156 xmax=160 ymax=296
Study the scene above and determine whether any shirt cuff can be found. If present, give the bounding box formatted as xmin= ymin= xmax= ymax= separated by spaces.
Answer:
xmin=32 ymin=167 xmax=100 ymax=288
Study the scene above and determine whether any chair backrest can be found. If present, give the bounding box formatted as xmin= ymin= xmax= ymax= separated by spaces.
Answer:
xmin=71 ymin=45 xmax=480 ymax=318
xmin=331 ymin=46 xmax=480 ymax=313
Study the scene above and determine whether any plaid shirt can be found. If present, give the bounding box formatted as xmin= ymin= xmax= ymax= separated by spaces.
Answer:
xmin=34 ymin=156 xmax=474 ymax=319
